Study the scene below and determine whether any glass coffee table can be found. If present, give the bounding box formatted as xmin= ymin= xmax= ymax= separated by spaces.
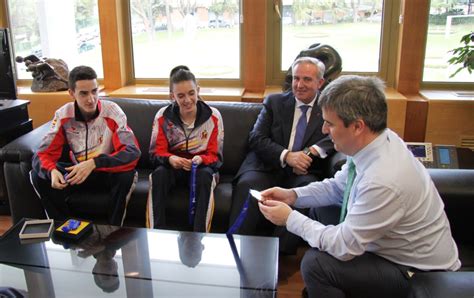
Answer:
xmin=0 ymin=219 xmax=278 ymax=297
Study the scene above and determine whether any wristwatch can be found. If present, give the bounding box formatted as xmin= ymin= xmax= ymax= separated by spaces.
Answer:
xmin=303 ymin=147 xmax=313 ymax=157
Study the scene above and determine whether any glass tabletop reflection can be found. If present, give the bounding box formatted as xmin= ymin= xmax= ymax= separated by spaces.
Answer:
xmin=0 ymin=220 xmax=278 ymax=297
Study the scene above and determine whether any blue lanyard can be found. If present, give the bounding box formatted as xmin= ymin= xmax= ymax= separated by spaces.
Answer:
xmin=226 ymin=233 xmax=248 ymax=285
xmin=226 ymin=192 xmax=251 ymax=235
xmin=188 ymin=162 xmax=198 ymax=225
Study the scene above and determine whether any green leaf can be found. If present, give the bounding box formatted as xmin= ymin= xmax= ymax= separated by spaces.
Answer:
xmin=448 ymin=31 xmax=474 ymax=78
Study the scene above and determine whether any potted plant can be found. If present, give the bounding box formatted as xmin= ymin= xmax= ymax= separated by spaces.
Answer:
xmin=448 ymin=32 xmax=473 ymax=78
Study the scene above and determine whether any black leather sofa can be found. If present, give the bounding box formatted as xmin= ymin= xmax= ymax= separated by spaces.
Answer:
xmin=0 ymin=97 xmax=341 ymax=232
xmin=409 ymin=169 xmax=474 ymax=297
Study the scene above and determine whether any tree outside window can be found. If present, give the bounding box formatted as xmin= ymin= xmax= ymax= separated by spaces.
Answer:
xmin=281 ymin=0 xmax=384 ymax=73
xmin=130 ymin=0 xmax=240 ymax=79
xmin=423 ymin=0 xmax=474 ymax=83
xmin=7 ymin=0 xmax=103 ymax=79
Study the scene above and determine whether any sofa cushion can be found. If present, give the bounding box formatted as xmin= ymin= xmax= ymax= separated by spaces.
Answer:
xmin=410 ymin=271 xmax=474 ymax=298
xmin=206 ymin=102 xmax=262 ymax=175
xmin=107 ymin=98 xmax=263 ymax=175
xmin=106 ymin=98 xmax=165 ymax=170
xmin=458 ymin=244 xmax=474 ymax=270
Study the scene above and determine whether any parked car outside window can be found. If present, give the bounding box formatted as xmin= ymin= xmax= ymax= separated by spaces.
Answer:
xmin=208 ymin=19 xmax=232 ymax=28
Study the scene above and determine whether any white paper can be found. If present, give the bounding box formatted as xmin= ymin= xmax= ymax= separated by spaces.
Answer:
xmin=249 ymin=189 xmax=262 ymax=201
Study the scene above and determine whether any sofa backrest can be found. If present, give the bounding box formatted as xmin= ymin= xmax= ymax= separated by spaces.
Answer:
xmin=427 ymin=169 xmax=474 ymax=246
xmin=107 ymin=97 xmax=262 ymax=175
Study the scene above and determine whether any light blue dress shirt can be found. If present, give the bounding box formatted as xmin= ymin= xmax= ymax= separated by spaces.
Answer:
xmin=287 ymin=129 xmax=461 ymax=271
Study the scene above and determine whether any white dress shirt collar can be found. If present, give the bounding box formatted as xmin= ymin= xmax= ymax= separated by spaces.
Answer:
xmin=295 ymin=94 xmax=318 ymax=109
xmin=351 ymin=128 xmax=388 ymax=172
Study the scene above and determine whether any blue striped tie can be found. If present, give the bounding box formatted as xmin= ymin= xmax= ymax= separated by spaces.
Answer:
xmin=292 ymin=105 xmax=310 ymax=151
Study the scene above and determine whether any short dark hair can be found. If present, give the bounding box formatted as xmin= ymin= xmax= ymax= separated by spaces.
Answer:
xmin=318 ymin=75 xmax=387 ymax=133
xmin=68 ymin=66 xmax=97 ymax=90
xmin=169 ymin=65 xmax=196 ymax=92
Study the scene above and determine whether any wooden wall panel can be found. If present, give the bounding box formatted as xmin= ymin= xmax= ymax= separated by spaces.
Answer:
xmin=385 ymin=88 xmax=407 ymax=138
xmin=98 ymin=0 xmax=129 ymax=91
xmin=423 ymin=91 xmax=474 ymax=146
xmin=387 ymin=100 xmax=406 ymax=138
xmin=396 ymin=0 xmax=429 ymax=94
xmin=242 ymin=0 xmax=266 ymax=93
xmin=426 ymin=101 xmax=474 ymax=146
xmin=17 ymin=87 xmax=71 ymax=128
xmin=0 ymin=1 xmax=7 ymax=28
xmin=404 ymin=95 xmax=428 ymax=142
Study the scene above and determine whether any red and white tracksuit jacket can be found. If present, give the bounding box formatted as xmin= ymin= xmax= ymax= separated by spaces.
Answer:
xmin=148 ymin=100 xmax=224 ymax=169
xmin=32 ymin=100 xmax=141 ymax=179
xmin=147 ymin=101 xmax=224 ymax=231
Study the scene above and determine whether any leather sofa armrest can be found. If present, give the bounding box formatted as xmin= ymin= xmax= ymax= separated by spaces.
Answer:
xmin=427 ymin=169 xmax=474 ymax=198
xmin=427 ymin=168 xmax=474 ymax=246
xmin=0 ymin=122 xmax=50 ymax=163
xmin=324 ymin=151 xmax=347 ymax=178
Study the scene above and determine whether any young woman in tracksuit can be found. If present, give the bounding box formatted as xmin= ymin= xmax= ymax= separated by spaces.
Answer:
xmin=147 ymin=66 xmax=224 ymax=232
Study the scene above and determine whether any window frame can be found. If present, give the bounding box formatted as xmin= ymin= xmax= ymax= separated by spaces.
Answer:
xmin=265 ymin=0 xmax=401 ymax=88
xmin=125 ymin=0 xmax=244 ymax=88
xmin=420 ymin=2 xmax=474 ymax=91
xmin=0 ymin=0 xmax=7 ymax=28
xmin=1 ymin=0 xmax=244 ymax=89
xmin=2 ymin=0 xmax=472 ymax=92
xmin=2 ymin=0 xmax=106 ymax=86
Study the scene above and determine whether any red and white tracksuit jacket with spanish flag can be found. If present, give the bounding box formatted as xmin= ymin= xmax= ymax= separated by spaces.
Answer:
xmin=32 ymin=100 xmax=141 ymax=180
xmin=148 ymin=101 xmax=224 ymax=169
xmin=147 ymin=101 xmax=224 ymax=231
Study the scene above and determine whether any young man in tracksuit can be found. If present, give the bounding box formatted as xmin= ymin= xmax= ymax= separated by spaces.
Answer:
xmin=31 ymin=66 xmax=141 ymax=226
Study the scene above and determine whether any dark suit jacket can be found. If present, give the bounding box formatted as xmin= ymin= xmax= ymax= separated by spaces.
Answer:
xmin=235 ymin=91 xmax=334 ymax=179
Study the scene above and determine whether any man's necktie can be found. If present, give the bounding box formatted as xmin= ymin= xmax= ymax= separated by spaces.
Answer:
xmin=292 ymin=105 xmax=310 ymax=151
xmin=339 ymin=159 xmax=356 ymax=223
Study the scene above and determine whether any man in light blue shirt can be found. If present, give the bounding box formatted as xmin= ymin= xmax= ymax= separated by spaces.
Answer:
xmin=259 ymin=75 xmax=460 ymax=297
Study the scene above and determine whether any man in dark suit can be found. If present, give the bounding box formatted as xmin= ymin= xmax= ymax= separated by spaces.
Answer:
xmin=230 ymin=57 xmax=334 ymax=253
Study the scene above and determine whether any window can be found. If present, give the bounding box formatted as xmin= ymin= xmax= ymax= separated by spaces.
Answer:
xmin=281 ymin=0 xmax=383 ymax=72
xmin=130 ymin=0 xmax=241 ymax=79
xmin=269 ymin=0 xmax=391 ymax=85
xmin=423 ymin=0 xmax=473 ymax=83
xmin=7 ymin=0 xmax=103 ymax=79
